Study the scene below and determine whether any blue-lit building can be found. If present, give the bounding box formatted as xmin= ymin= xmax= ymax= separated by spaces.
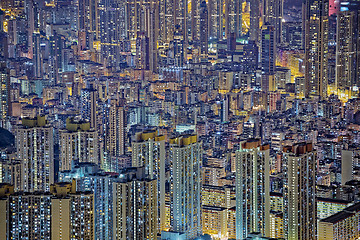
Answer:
xmin=60 ymin=163 xmax=117 ymax=240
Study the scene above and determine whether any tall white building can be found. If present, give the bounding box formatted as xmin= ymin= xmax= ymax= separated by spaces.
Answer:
xmin=0 ymin=182 xmax=95 ymax=240
xmin=132 ymin=130 xmax=166 ymax=232
xmin=282 ymin=142 xmax=316 ymax=240
xmin=106 ymin=98 xmax=126 ymax=171
xmin=15 ymin=115 xmax=54 ymax=192
xmin=304 ymin=0 xmax=329 ymax=99
xmin=235 ymin=139 xmax=270 ymax=239
xmin=113 ymin=167 xmax=158 ymax=240
xmin=169 ymin=134 xmax=202 ymax=239
xmin=59 ymin=118 xmax=98 ymax=171
xmin=0 ymin=63 xmax=10 ymax=124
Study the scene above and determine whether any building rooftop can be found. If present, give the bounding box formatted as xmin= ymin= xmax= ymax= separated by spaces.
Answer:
xmin=321 ymin=202 xmax=360 ymax=224
xmin=321 ymin=211 xmax=355 ymax=224
xmin=202 ymin=205 xmax=227 ymax=211
xmin=316 ymin=197 xmax=351 ymax=205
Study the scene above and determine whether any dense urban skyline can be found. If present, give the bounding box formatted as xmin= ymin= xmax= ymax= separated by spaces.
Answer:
xmin=0 ymin=0 xmax=360 ymax=239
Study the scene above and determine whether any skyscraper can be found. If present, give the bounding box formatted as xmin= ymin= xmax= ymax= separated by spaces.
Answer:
xmin=235 ymin=139 xmax=270 ymax=239
xmin=282 ymin=143 xmax=316 ymax=240
xmin=0 ymin=62 xmax=10 ymax=124
xmin=51 ymin=182 xmax=95 ymax=240
xmin=135 ymin=33 xmax=150 ymax=70
xmin=335 ymin=3 xmax=360 ymax=99
xmin=304 ymin=0 xmax=329 ymax=99
xmin=32 ymin=32 xmax=43 ymax=79
xmin=113 ymin=167 xmax=158 ymax=239
xmin=169 ymin=134 xmax=202 ymax=239
xmin=174 ymin=0 xmax=189 ymax=43
xmin=199 ymin=1 xmax=208 ymax=56
xmin=170 ymin=25 xmax=186 ymax=67
xmin=208 ymin=0 xmax=224 ymax=40
xmin=226 ymin=0 xmax=242 ymax=39
xmin=0 ymin=182 xmax=95 ymax=240
xmin=159 ymin=0 xmax=175 ymax=42
xmin=80 ymin=87 xmax=97 ymax=129
xmin=15 ymin=115 xmax=54 ymax=192
xmin=264 ymin=0 xmax=283 ymax=44
xmin=59 ymin=118 xmax=99 ymax=171
xmin=261 ymin=24 xmax=276 ymax=75
xmin=75 ymin=170 xmax=116 ymax=240
xmin=126 ymin=0 xmax=159 ymax=72
xmin=261 ymin=24 xmax=276 ymax=92
xmin=8 ymin=193 xmax=52 ymax=239
xmin=98 ymin=0 xmax=126 ymax=67
xmin=78 ymin=0 xmax=99 ymax=51
xmin=250 ymin=0 xmax=262 ymax=44
xmin=132 ymin=130 xmax=166 ymax=232
xmin=106 ymin=98 xmax=126 ymax=170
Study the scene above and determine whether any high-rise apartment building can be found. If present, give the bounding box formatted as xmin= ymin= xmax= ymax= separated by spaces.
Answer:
xmin=0 ymin=159 xmax=21 ymax=192
xmin=317 ymin=197 xmax=350 ymax=220
xmin=261 ymin=24 xmax=275 ymax=74
xmin=201 ymin=185 xmax=235 ymax=239
xmin=106 ymin=98 xmax=126 ymax=170
xmin=59 ymin=118 xmax=99 ymax=171
xmin=264 ymin=0 xmax=283 ymax=44
xmin=80 ymin=87 xmax=97 ymax=129
xmin=202 ymin=205 xmax=228 ymax=238
xmin=132 ymin=130 xmax=166 ymax=232
xmin=208 ymin=0 xmax=224 ymax=40
xmin=235 ymin=139 xmax=270 ymax=239
xmin=126 ymin=0 xmax=159 ymax=72
xmin=113 ymin=167 xmax=158 ymax=239
xmin=0 ymin=63 xmax=10 ymax=124
xmin=282 ymin=142 xmax=316 ymax=240
xmin=261 ymin=24 xmax=276 ymax=92
xmin=73 ymin=168 xmax=117 ymax=240
xmin=32 ymin=32 xmax=43 ymax=79
xmin=174 ymin=0 xmax=189 ymax=43
xmin=135 ymin=33 xmax=150 ymax=70
xmin=51 ymin=182 xmax=95 ymax=240
xmin=169 ymin=134 xmax=202 ymax=239
xmin=159 ymin=0 xmax=175 ymax=42
xmin=335 ymin=3 xmax=360 ymax=99
xmin=226 ymin=0 xmax=242 ymax=39
xmin=98 ymin=0 xmax=126 ymax=67
xmin=15 ymin=115 xmax=54 ymax=192
xmin=78 ymin=0 xmax=99 ymax=51
xmin=199 ymin=1 xmax=208 ymax=56
xmin=341 ymin=146 xmax=360 ymax=185
xmin=8 ymin=192 xmax=52 ymax=239
xmin=249 ymin=0 xmax=262 ymax=44
xmin=0 ymin=182 xmax=95 ymax=240
xmin=304 ymin=0 xmax=329 ymax=99
xmin=318 ymin=202 xmax=360 ymax=240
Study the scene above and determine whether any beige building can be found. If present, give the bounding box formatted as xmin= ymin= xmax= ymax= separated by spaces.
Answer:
xmin=51 ymin=182 xmax=95 ymax=240
xmin=132 ymin=130 xmax=166 ymax=232
xmin=319 ymin=202 xmax=360 ymax=240
xmin=235 ymin=139 xmax=270 ymax=239
xmin=113 ymin=167 xmax=158 ymax=240
xmin=15 ymin=115 xmax=54 ymax=192
xmin=59 ymin=118 xmax=98 ymax=171
xmin=0 ymin=181 xmax=94 ymax=240
xmin=107 ymin=98 xmax=126 ymax=170
xmin=201 ymin=185 xmax=235 ymax=239
xmin=282 ymin=142 xmax=316 ymax=240
xmin=269 ymin=211 xmax=284 ymax=239
xmin=304 ymin=0 xmax=329 ymax=99
xmin=169 ymin=134 xmax=202 ymax=239
xmin=202 ymin=206 xmax=227 ymax=238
